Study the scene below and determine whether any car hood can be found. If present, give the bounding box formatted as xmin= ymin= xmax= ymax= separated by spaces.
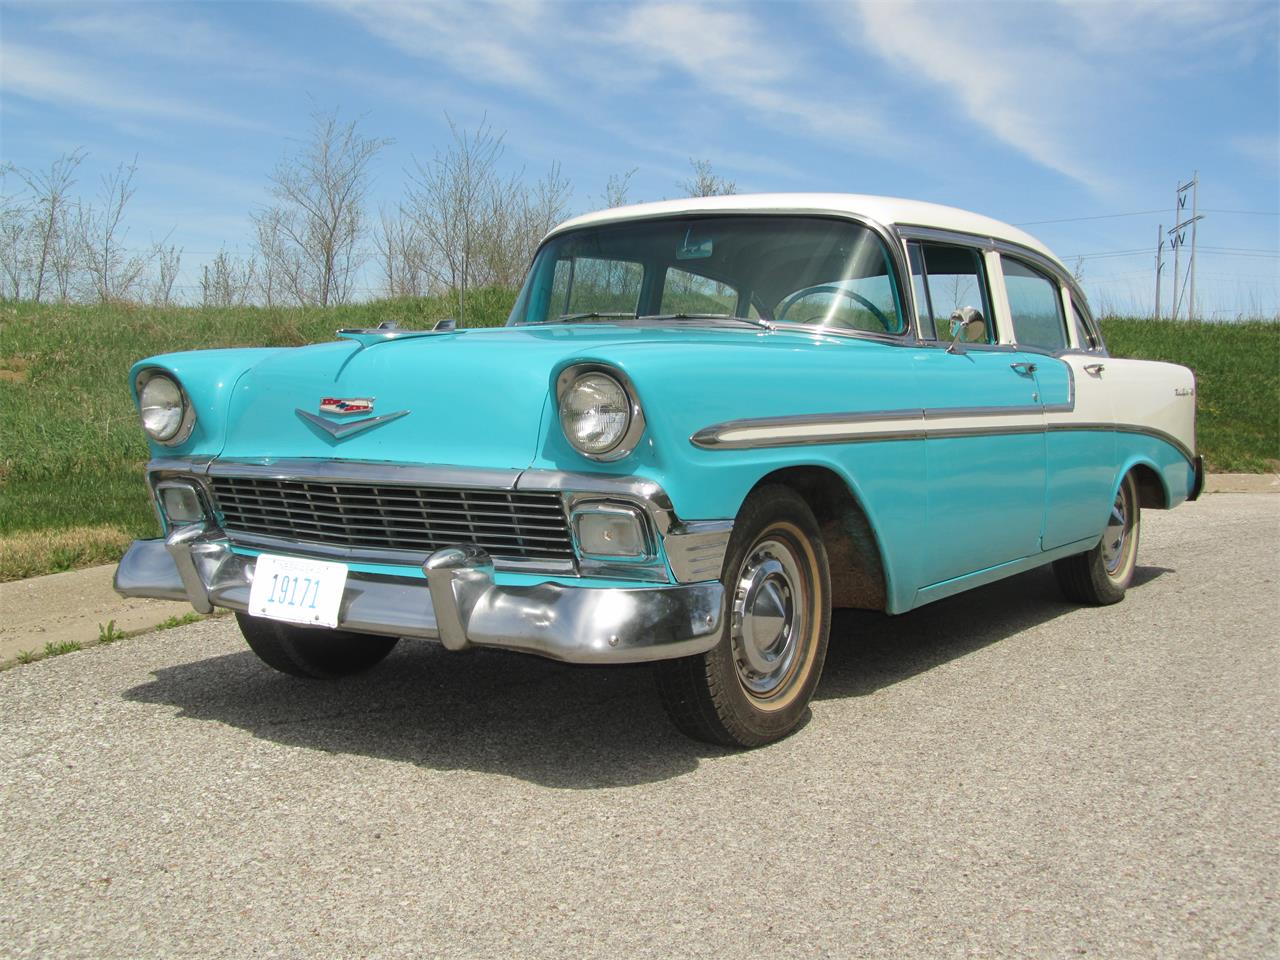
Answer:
xmin=217 ymin=324 xmax=761 ymax=468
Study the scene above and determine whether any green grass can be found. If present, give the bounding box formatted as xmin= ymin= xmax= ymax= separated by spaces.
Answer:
xmin=155 ymin=612 xmax=204 ymax=631
xmin=1 ymin=297 xmax=1274 ymax=580
xmin=1101 ymin=318 xmax=1279 ymax=473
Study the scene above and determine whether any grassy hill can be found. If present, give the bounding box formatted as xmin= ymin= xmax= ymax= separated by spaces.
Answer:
xmin=1 ymin=297 xmax=1275 ymax=580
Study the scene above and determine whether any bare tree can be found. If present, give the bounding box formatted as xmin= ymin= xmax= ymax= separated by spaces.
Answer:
xmin=373 ymin=204 xmax=428 ymax=299
xmin=680 ymin=159 xmax=736 ymax=197
xmin=406 ymin=115 xmax=508 ymax=323
xmin=482 ymin=162 xmax=571 ymax=288
xmin=254 ymin=110 xmax=390 ymax=306
xmin=600 ymin=168 xmax=637 ymax=208
xmin=149 ymin=240 xmax=183 ymax=305
xmin=77 ymin=159 xmax=151 ymax=303
xmin=201 ymin=248 xmax=255 ymax=307
xmin=0 ymin=170 xmax=29 ymax=301
xmin=16 ymin=149 xmax=85 ymax=302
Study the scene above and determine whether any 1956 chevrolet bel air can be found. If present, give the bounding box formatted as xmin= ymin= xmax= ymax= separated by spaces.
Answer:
xmin=116 ymin=194 xmax=1203 ymax=746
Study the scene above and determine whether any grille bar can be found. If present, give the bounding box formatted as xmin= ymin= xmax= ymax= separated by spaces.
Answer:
xmin=210 ymin=476 xmax=574 ymax=562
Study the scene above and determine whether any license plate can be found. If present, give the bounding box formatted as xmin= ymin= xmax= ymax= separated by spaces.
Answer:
xmin=248 ymin=554 xmax=349 ymax=629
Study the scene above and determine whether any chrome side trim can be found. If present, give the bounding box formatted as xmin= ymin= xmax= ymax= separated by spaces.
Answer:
xmin=295 ymin=408 xmax=410 ymax=440
xmin=1047 ymin=421 xmax=1197 ymax=464
xmin=691 ymin=403 xmax=1060 ymax=450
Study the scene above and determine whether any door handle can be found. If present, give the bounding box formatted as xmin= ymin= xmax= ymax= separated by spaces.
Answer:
xmin=1010 ymin=361 xmax=1037 ymax=376
xmin=1083 ymin=362 xmax=1105 ymax=376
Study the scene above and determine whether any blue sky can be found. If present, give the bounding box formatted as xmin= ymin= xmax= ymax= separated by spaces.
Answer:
xmin=2 ymin=0 xmax=1277 ymax=317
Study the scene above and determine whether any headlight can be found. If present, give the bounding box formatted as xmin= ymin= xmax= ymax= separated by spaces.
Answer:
xmin=137 ymin=371 xmax=193 ymax=444
xmin=557 ymin=368 xmax=644 ymax=459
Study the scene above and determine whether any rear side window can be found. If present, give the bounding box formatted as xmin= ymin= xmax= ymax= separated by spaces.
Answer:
xmin=1002 ymin=257 xmax=1068 ymax=352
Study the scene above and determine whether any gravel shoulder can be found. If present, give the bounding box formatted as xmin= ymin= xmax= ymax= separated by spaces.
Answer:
xmin=0 ymin=494 xmax=1276 ymax=959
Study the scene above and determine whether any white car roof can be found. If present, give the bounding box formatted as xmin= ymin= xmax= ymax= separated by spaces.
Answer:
xmin=547 ymin=193 xmax=1061 ymax=267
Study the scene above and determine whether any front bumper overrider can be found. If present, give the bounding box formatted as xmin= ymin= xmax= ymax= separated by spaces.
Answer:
xmin=115 ymin=526 xmax=725 ymax=664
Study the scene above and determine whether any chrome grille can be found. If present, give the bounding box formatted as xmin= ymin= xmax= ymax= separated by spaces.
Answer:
xmin=209 ymin=476 xmax=573 ymax=562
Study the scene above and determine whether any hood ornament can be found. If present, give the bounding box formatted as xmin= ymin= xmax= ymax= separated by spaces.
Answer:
xmin=296 ymin=406 xmax=409 ymax=440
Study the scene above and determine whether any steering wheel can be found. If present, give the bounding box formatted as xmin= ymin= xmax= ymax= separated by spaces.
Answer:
xmin=777 ymin=285 xmax=895 ymax=332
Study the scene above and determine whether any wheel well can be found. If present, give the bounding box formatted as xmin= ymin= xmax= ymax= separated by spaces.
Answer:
xmin=752 ymin=466 xmax=887 ymax=611
xmin=1129 ymin=463 xmax=1168 ymax=509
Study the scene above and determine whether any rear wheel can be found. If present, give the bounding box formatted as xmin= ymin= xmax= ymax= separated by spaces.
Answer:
xmin=656 ymin=485 xmax=831 ymax=748
xmin=235 ymin=612 xmax=398 ymax=679
xmin=1053 ymin=471 xmax=1141 ymax=606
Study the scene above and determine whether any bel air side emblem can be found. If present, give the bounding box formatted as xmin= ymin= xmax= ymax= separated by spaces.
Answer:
xmin=320 ymin=397 xmax=374 ymax=415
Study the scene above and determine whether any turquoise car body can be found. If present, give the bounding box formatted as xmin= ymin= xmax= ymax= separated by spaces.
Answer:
xmin=115 ymin=194 xmax=1202 ymax=672
xmin=127 ymin=322 xmax=1196 ymax=615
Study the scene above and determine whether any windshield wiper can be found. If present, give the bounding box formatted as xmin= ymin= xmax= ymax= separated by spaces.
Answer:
xmin=556 ymin=311 xmax=636 ymax=323
xmin=637 ymin=312 xmax=774 ymax=331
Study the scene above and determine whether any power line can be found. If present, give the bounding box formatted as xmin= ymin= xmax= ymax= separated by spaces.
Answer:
xmin=1014 ymin=210 xmax=1165 ymax=226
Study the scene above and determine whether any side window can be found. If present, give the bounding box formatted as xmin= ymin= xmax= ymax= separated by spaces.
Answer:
xmin=908 ymin=241 xmax=992 ymax=342
xmin=545 ymin=256 xmax=642 ymax=320
xmin=1068 ymin=294 xmax=1102 ymax=352
xmin=1002 ymin=257 xmax=1068 ymax=352
xmin=660 ymin=267 xmax=737 ymax=315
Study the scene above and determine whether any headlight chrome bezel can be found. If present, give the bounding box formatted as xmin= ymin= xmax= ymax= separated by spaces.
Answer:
xmin=555 ymin=363 xmax=646 ymax=461
xmin=135 ymin=368 xmax=196 ymax=446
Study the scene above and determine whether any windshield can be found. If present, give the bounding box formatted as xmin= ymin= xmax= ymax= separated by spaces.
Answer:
xmin=507 ymin=215 xmax=906 ymax=335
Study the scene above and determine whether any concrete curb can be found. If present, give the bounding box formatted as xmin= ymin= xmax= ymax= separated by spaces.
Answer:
xmin=2 ymin=477 xmax=1275 ymax=666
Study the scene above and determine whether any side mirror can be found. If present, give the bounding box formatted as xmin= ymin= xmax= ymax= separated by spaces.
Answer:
xmin=946 ymin=307 xmax=986 ymax=354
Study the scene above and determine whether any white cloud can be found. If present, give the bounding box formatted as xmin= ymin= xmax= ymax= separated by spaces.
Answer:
xmin=611 ymin=2 xmax=890 ymax=147
xmin=1 ymin=42 xmax=267 ymax=131
xmin=843 ymin=1 xmax=1109 ymax=191
xmin=319 ymin=0 xmax=554 ymax=96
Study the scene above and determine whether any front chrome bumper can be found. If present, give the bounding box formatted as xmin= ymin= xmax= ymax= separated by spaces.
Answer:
xmin=115 ymin=527 xmax=724 ymax=665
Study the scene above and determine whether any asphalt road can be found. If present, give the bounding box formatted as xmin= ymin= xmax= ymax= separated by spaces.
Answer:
xmin=2 ymin=494 xmax=1276 ymax=959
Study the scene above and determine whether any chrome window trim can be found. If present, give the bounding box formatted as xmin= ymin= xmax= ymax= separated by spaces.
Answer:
xmin=518 ymin=211 xmax=920 ymax=347
xmin=894 ymin=224 xmax=1104 ymax=352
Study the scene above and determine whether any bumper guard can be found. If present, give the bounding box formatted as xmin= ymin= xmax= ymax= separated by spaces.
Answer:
xmin=114 ymin=527 xmax=724 ymax=665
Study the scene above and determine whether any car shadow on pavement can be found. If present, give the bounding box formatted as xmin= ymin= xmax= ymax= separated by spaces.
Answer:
xmin=818 ymin=564 xmax=1170 ymax=701
xmin=124 ymin=563 xmax=1169 ymax=789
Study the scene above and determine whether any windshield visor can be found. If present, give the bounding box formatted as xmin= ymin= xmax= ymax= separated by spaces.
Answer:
xmin=508 ymin=215 xmax=906 ymax=335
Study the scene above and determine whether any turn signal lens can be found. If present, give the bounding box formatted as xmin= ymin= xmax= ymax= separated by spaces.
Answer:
xmin=159 ymin=484 xmax=204 ymax=523
xmin=572 ymin=505 xmax=649 ymax=559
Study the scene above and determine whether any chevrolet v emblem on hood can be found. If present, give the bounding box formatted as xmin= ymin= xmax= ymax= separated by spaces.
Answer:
xmin=296 ymin=407 xmax=409 ymax=440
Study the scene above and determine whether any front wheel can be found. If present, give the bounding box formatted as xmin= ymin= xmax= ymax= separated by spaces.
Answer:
xmin=1053 ymin=471 xmax=1141 ymax=606
xmin=656 ymin=485 xmax=831 ymax=748
xmin=236 ymin=612 xmax=398 ymax=679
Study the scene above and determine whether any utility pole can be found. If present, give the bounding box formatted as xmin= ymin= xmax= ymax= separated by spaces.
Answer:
xmin=1189 ymin=170 xmax=1199 ymax=320
xmin=1154 ymin=223 xmax=1165 ymax=320
xmin=1168 ymin=173 xmax=1203 ymax=321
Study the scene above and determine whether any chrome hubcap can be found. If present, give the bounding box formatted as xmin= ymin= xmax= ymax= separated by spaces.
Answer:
xmin=732 ymin=539 xmax=805 ymax=697
xmin=1102 ymin=484 xmax=1131 ymax=575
